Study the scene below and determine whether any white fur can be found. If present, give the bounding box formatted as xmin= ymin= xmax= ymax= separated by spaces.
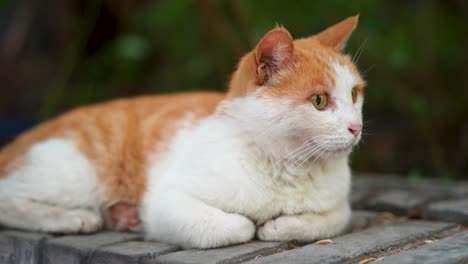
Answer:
xmin=0 ymin=139 xmax=103 ymax=233
xmin=141 ymin=61 xmax=362 ymax=248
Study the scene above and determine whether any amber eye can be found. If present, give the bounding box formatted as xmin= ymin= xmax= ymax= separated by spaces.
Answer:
xmin=351 ymin=87 xmax=358 ymax=103
xmin=310 ymin=94 xmax=328 ymax=110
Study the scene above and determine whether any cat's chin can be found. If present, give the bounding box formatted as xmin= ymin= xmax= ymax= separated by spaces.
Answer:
xmin=322 ymin=146 xmax=354 ymax=159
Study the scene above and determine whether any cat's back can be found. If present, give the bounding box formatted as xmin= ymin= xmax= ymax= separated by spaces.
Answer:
xmin=0 ymin=92 xmax=224 ymax=203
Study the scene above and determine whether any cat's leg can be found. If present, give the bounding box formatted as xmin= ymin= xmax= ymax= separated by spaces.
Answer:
xmin=257 ymin=201 xmax=351 ymax=241
xmin=0 ymin=138 xmax=104 ymax=233
xmin=142 ymin=192 xmax=256 ymax=249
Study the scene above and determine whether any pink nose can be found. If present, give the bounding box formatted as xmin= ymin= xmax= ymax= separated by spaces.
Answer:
xmin=348 ymin=123 xmax=362 ymax=137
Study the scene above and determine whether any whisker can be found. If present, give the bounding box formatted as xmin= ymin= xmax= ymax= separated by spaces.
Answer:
xmin=353 ymin=38 xmax=368 ymax=64
xmin=283 ymin=136 xmax=320 ymax=159
xmin=292 ymin=144 xmax=324 ymax=170
xmin=288 ymin=139 xmax=330 ymax=171
xmin=283 ymin=136 xmax=328 ymax=163
xmin=361 ymin=65 xmax=375 ymax=76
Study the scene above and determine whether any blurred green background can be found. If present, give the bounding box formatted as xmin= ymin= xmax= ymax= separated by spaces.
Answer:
xmin=0 ymin=0 xmax=467 ymax=179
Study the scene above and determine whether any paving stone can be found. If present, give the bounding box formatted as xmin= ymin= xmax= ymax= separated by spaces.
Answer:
xmin=364 ymin=189 xmax=438 ymax=215
xmin=349 ymin=189 xmax=371 ymax=207
xmin=352 ymin=175 xmax=468 ymax=215
xmin=0 ymin=230 xmax=49 ymax=264
xmin=378 ymin=231 xmax=468 ymax=264
xmin=452 ymin=181 xmax=468 ymax=197
xmin=154 ymin=241 xmax=289 ymax=264
xmin=42 ymin=231 xmax=141 ymax=264
xmin=247 ymin=221 xmax=455 ymax=264
xmin=88 ymin=241 xmax=181 ymax=264
xmin=423 ymin=198 xmax=468 ymax=225
xmin=344 ymin=210 xmax=377 ymax=233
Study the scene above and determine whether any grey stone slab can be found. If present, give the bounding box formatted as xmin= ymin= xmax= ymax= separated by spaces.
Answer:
xmin=378 ymin=231 xmax=468 ymax=264
xmin=364 ymin=189 xmax=441 ymax=215
xmin=452 ymin=181 xmax=468 ymax=197
xmin=42 ymin=231 xmax=141 ymax=264
xmin=352 ymin=175 xmax=467 ymax=211
xmin=344 ymin=210 xmax=377 ymax=233
xmin=88 ymin=241 xmax=181 ymax=264
xmin=349 ymin=189 xmax=371 ymax=208
xmin=423 ymin=198 xmax=468 ymax=225
xmin=0 ymin=230 xmax=49 ymax=264
xmin=154 ymin=241 xmax=288 ymax=264
xmin=248 ymin=221 xmax=455 ymax=264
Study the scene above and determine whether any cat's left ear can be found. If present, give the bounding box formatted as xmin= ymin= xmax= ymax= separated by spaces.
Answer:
xmin=313 ymin=15 xmax=359 ymax=51
xmin=255 ymin=26 xmax=294 ymax=85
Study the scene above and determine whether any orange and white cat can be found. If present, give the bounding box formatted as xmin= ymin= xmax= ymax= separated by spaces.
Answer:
xmin=0 ymin=16 xmax=365 ymax=249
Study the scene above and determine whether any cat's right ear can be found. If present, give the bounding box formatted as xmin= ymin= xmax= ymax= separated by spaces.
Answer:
xmin=254 ymin=27 xmax=294 ymax=85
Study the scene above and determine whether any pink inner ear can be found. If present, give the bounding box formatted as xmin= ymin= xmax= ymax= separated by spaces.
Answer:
xmin=255 ymin=27 xmax=294 ymax=81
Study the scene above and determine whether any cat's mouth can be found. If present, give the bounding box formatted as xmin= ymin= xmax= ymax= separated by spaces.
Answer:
xmin=336 ymin=146 xmax=353 ymax=154
xmin=327 ymin=144 xmax=354 ymax=156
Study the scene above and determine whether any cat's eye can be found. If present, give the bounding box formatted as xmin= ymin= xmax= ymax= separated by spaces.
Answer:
xmin=351 ymin=87 xmax=358 ymax=103
xmin=310 ymin=94 xmax=327 ymax=110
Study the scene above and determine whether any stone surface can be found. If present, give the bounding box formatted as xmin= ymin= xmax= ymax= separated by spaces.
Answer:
xmin=247 ymin=221 xmax=455 ymax=264
xmin=423 ymin=198 xmax=468 ymax=225
xmin=1 ymin=175 xmax=467 ymax=263
xmin=378 ymin=231 xmax=468 ymax=264
xmin=89 ymin=241 xmax=181 ymax=264
xmin=344 ymin=210 xmax=377 ymax=233
xmin=155 ymin=241 xmax=289 ymax=264
xmin=364 ymin=189 xmax=435 ymax=215
xmin=351 ymin=174 xmax=468 ymax=216
xmin=0 ymin=230 xmax=49 ymax=264
xmin=42 ymin=232 xmax=141 ymax=264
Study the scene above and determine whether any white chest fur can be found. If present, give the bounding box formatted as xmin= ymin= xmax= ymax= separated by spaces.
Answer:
xmin=143 ymin=115 xmax=351 ymax=225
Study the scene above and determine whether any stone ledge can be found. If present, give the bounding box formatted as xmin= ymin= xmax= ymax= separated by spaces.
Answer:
xmin=248 ymin=221 xmax=456 ymax=264
xmin=422 ymin=198 xmax=468 ymax=225
xmin=0 ymin=174 xmax=467 ymax=264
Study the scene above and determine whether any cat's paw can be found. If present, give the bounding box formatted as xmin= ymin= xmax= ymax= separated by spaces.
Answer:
xmin=47 ymin=209 xmax=103 ymax=234
xmin=257 ymin=216 xmax=300 ymax=241
xmin=194 ymin=214 xmax=256 ymax=248
xmin=227 ymin=214 xmax=256 ymax=242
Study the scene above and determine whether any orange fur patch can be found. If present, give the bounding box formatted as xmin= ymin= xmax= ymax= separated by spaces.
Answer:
xmin=0 ymin=93 xmax=223 ymax=205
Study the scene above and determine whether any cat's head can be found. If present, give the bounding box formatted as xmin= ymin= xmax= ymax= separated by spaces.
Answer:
xmin=222 ymin=16 xmax=365 ymax=163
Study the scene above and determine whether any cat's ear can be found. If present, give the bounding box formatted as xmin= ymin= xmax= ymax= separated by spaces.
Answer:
xmin=254 ymin=26 xmax=294 ymax=85
xmin=313 ymin=15 xmax=359 ymax=51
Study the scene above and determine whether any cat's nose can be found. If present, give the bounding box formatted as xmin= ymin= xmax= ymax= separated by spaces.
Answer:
xmin=348 ymin=123 xmax=362 ymax=137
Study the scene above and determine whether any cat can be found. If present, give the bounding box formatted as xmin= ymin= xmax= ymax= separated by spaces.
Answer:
xmin=0 ymin=15 xmax=365 ymax=249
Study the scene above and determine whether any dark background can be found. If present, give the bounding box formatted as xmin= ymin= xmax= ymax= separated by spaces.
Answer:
xmin=0 ymin=0 xmax=467 ymax=180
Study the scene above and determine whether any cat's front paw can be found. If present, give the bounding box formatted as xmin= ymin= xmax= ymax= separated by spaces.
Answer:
xmin=257 ymin=216 xmax=300 ymax=241
xmin=228 ymin=214 xmax=257 ymax=242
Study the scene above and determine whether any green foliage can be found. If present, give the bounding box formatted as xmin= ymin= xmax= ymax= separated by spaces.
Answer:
xmin=40 ymin=0 xmax=467 ymax=179
xmin=0 ymin=0 xmax=10 ymax=7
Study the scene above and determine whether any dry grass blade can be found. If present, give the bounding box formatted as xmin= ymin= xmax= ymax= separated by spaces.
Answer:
xmin=288 ymin=241 xmax=301 ymax=249
xmin=313 ymin=239 xmax=335 ymax=245
xmin=378 ymin=212 xmax=408 ymax=221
